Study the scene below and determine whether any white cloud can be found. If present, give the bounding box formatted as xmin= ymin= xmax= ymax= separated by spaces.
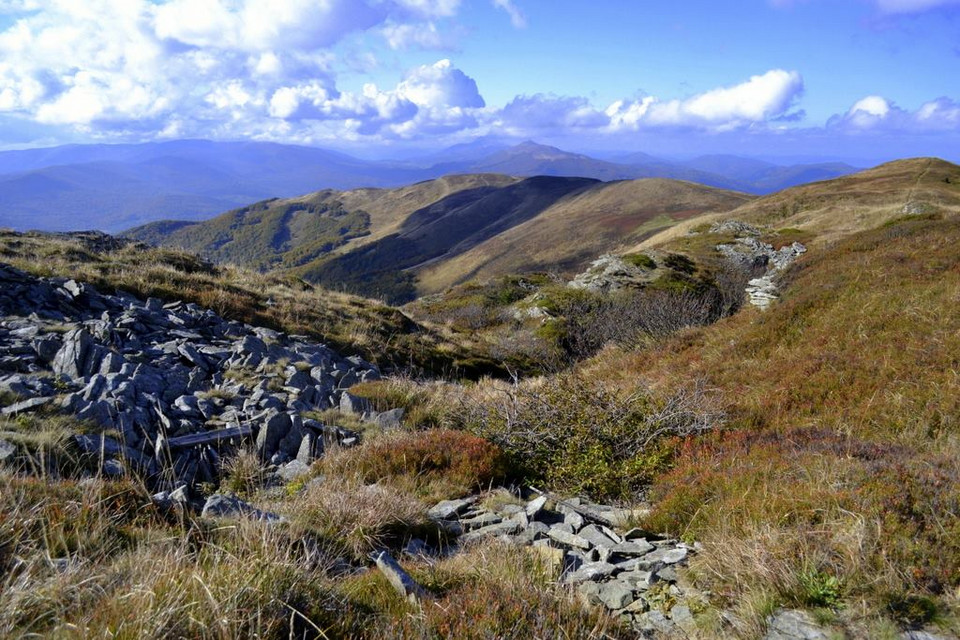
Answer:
xmin=830 ymin=95 xmax=960 ymax=131
xmin=382 ymin=22 xmax=453 ymax=50
xmin=607 ymin=70 xmax=804 ymax=130
xmin=499 ymin=94 xmax=607 ymax=133
xmin=396 ymin=59 xmax=484 ymax=109
xmin=492 ymin=0 xmax=527 ymax=28
xmin=0 ymin=0 xmax=475 ymax=140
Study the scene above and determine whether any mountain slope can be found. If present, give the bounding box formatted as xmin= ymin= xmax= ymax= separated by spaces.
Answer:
xmin=297 ymin=176 xmax=602 ymax=302
xmin=416 ymin=178 xmax=753 ymax=294
xmin=630 ymin=157 xmax=960 ymax=253
xmin=124 ymin=174 xmax=520 ymax=271
xmin=130 ymin=173 xmax=751 ymax=303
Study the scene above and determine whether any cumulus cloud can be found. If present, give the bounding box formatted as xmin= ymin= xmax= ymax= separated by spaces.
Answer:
xmin=607 ymin=69 xmax=804 ymax=131
xmin=0 ymin=0 xmax=490 ymax=141
xmin=499 ymin=94 xmax=607 ymax=132
xmin=829 ymin=95 xmax=960 ymax=131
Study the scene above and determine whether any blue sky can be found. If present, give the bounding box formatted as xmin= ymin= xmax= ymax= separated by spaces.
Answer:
xmin=0 ymin=0 xmax=957 ymax=162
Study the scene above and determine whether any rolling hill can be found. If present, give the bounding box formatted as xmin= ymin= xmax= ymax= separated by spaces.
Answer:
xmin=629 ymin=156 xmax=960 ymax=254
xmin=127 ymin=173 xmax=752 ymax=303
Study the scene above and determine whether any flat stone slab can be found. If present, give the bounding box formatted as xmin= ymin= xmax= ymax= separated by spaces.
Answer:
xmin=427 ymin=498 xmax=474 ymax=521
xmin=562 ymin=561 xmax=617 ymax=584
xmin=459 ymin=520 xmax=522 ymax=544
xmin=763 ymin=609 xmax=831 ymax=640
xmin=547 ymin=527 xmax=591 ymax=549
xmin=1 ymin=396 xmax=53 ymax=415
xmin=611 ymin=540 xmax=655 ymax=556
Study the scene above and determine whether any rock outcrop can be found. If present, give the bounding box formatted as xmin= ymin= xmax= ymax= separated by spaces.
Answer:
xmin=713 ymin=221 xmax=807 ymax=310
xmin=0 ymin=263 xmax=388 ymax=488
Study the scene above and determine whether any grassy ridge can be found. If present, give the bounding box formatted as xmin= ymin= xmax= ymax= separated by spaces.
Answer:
xmin=573 ymin=212 xmax=960 ymax=635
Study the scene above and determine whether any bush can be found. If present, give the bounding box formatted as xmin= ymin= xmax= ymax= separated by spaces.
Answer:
xmin=455 ymin=376 xmax=720 ymax=501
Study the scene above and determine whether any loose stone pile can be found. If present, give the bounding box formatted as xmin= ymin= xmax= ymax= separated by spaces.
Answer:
xmin=712 ymin=221 xmax=807 ymax=310
xmin=425 ymin=492 xmax=703 ymax=636
xmin=0 ymin=263 xmax=391 ymax=488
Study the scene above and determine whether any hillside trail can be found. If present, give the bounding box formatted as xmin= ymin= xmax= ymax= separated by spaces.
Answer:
xmin=904 ymin=157 xmax=934 ymax=205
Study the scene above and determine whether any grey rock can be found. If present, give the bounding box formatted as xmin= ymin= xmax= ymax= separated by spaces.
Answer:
xmin=763 ymin=609 xmax=831 ymax=640
xmin=403 ymin=538 xmax=429 ymax=557
xmin=296 ymin=433 xmax=320 ymax=464
xmin=610 ymin=540 xmax=655 ymax=556
xmin=656 ymin=566 xmax=678 ymax=583
xmin=371 ymin=550 xmax=430 ymax=604
xmin=0 ymin=438 xmax=16 ymax=463
xmin=51 ymin=328 xmax=93 ymax=380
xmin=255 ymin=411 xmax=292 ymax=458
xmin=461 ymin=512 xmax=503 ymax=529
xmin=339 ymin=391 xmax=371 ymax=415
xmin=578 ymin=581 xmax=603 ymax=606
xmin=638 ymin=610 xmax=676 ymax=635
xmin=173 ymin=395 xmax=202 ymax=417
xmin=547 ymin=527 xmax=591 ymax=550
xmin=578 ymin=524 xmax=618 ymax=550
xmin=459 ymin=520 xmax=522 ymax=543
xmin=1 ymin=395 xmax=52 ymax=415
xmin=670 ymin=603 xmax=696 ymax=631
xmin=277 ymin=459 xmax=311 ymax=482
xmin=561 ymin=561 xmax=617 ymax=585
xmin=102 ymin=458 xmax=126 ymax=476
xmin=427 ymin=498 xmax=474 ymax=520
xmin=525 ymin=495 xmax=548 ymax=519
xmin=643 ymin=547 xmax=688 ymax=565
xmin=564 ymin=510 xmax=585 ymax=531
xmin=618 ymin=569 xmax=658 ymax=590
xmin=201 ymin=493 xmax=283 ymax=522
xmin=598 ymin=581 xmax=635 ymax=610
xmin=374 ymin=408 xmax=404 ymax=430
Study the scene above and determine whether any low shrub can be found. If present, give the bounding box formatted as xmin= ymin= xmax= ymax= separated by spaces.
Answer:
xmin=455 ymin=375 xmax=720 ymax=501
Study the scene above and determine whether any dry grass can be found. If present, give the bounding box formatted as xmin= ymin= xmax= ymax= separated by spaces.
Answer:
xmin=290 ymin=475 xmax=434 ymax=561
xmin=319 ymin=428 xmax=510 ymax=504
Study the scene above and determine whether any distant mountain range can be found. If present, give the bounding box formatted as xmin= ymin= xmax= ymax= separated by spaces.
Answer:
xmin=0 ymin=139 xmax=860 ymax=233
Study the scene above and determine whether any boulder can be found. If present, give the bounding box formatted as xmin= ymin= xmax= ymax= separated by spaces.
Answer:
xmin=255 ymin=411 xmax=292 ymax=459
xmin=598 ymin=581 xmax=635 ymax=610
xmin=763 ymin=609 xmax=831 ymax=640
xmin=371 ymin=550 xmax=431 ymax=604
xmin=0 ymin=438 xmax=16 ymax=464
xmin=201 ymin=493 xmax=283 ymax=522
xmin=339 ymin=391 xmax=372 ymax=416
